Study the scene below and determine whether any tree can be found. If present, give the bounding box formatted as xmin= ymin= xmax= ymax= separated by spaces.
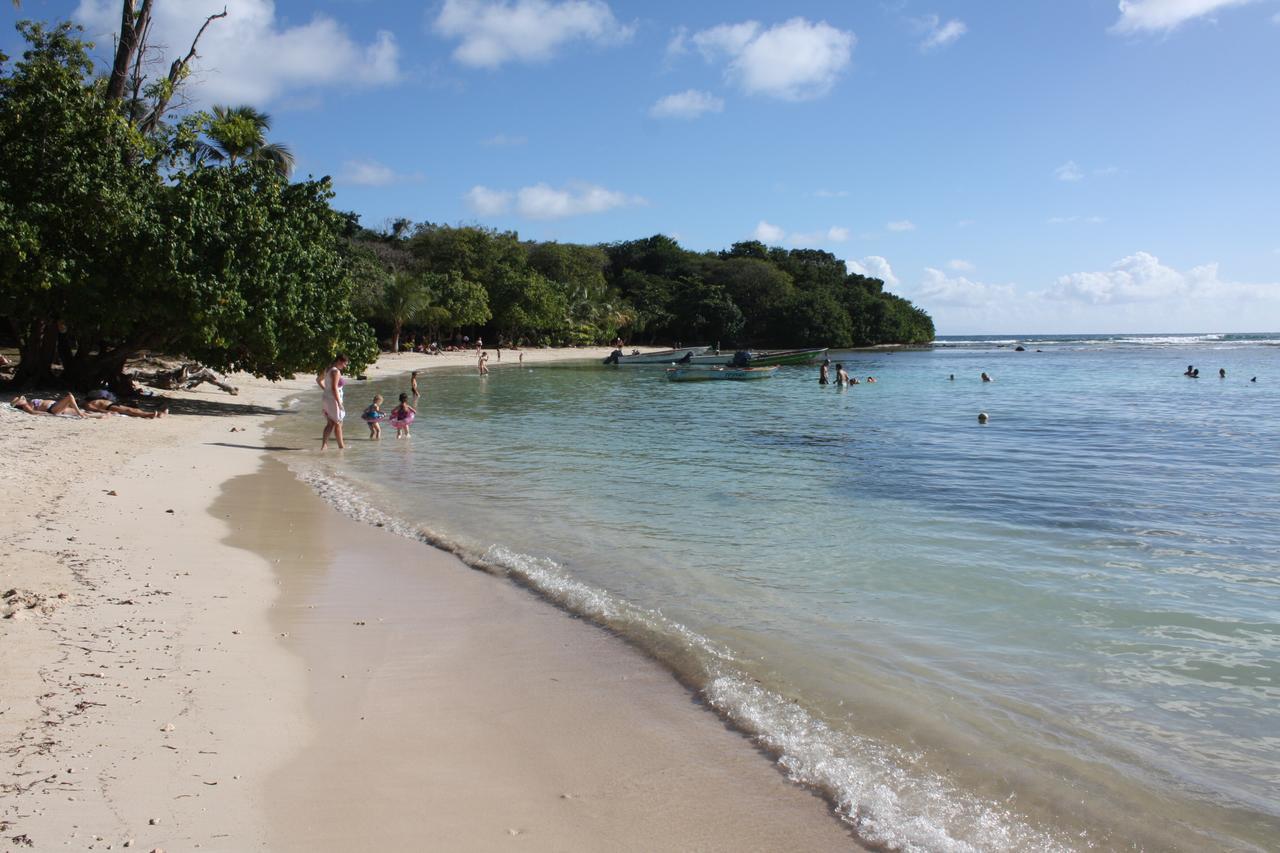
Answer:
xmin=1 ymin=23 xmax=375 ymax=389
xmin=435 ymin=271 xmax=491 ymax=331
xmin=196 ymin=104 xmax=295 ymax=177
xmin=380 ymin=271 xmax=434 ymax=353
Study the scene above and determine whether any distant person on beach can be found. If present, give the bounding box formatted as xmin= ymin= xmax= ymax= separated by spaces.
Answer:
xmin=835 ymin=363 xmax=849 ymax=386
xmin=361 ymin=394 xmax=385 ymax=440
xmin=410 ymin=371 xmax=419 ymax=399
xmin=819 ymin=359 xmax=831 ymax=385
xmin=476 ymin=337 xmax=484 ymax=352
xmin=11 ymin=393 xmax=93 ymax=418
xmin=478 ymin=351 xmax=490 ymax=375
xmin=390 ymin=393 xmax=416 ymax=438
xmin=1219 ymin=368 xmax=1226 ymax=378
xmin=981 ymin=372 xmax=993 ymax=382
xmin=317 ymin=353 xmax=348 ymax=450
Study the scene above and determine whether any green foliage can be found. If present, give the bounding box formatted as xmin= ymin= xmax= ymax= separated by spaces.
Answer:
xmin=0 ymin=22 xmax=374 ymax=387
xmin=346 ymin=221 xmax=935 ymax=349
xmin=195 ymin=104 xmax=294 ymax=177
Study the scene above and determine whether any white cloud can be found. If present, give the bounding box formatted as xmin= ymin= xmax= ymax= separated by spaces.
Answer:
xmin=848 ymin=256 xmax=899 ymax=287
xmin=886 ymin=219 xmax=916 ymax=231
xmin=692 ymin=17 xmax=855 ymax=101
xmin=74 ymin=0 xmax=399 ymax=104
xmin=1110 ymin=0 xmax=1260 ymax=34
xmin=1054 ymin=160 xmax=1084 ymax=181
xmin=341 ymin=160 xmax=423 ymax=187
xmin=1048 ymin=251 xmax=1280 ymax=304
xmin=754 ymin=220 xmax=786 ymax=242
xmin=481 ymin=133 xmax=528 ymax=146
xmin=918 ymin=15 xmax=968 ymax=50
xmin=516 ymin=182 xmax=644 ymax=219
xmin=665 ymin=26 xmax=690 ymax=59
xmin=433 ymin=0 xmax=633 ymax=69
xmin=920 ymin=268 xmax=1016 ymax=306
xmin=465 ymin=185 xmax=514 ymax=215
xmin=947 ymin=259 xmax=975 ymax=272
xmin=649 ymin=89 xmax=725 ymax=119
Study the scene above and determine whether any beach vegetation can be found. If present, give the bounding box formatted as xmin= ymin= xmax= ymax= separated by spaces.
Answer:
xmin=0 ymin=20 xmax=376 ymax=390
xmin=346 ymin=223 xmax=933 ymax=349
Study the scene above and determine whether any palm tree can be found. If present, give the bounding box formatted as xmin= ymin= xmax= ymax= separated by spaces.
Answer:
xmin=196 ymin=105 xmax=295 ymax=178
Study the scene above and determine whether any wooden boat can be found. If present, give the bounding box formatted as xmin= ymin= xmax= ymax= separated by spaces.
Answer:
xmin=682 ymin=347 xmax=828 ymax=367
xmin=604 ymin=345 xmax=711 ymax=365
xmin=665 ymin=366 xmax=779 ymax=382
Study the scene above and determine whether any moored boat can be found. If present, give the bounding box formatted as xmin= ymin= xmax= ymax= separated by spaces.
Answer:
xmin=604 ymin=345 xmax=711 ymax=365
xmin=665 ymin=365 xmax=780 ymax=382
xmin=682 ymin=347 xmax=828 ymax=367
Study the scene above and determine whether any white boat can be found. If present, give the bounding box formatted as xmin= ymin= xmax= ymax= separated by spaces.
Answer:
xmin=603 ymin=345 xmax=711 ymax=365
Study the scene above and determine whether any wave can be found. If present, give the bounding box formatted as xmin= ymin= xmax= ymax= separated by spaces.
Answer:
xmin=933 ymin=332 xmax=1280 ymax=349
xmin=291 ymin=465 xmax=1072 ymax=853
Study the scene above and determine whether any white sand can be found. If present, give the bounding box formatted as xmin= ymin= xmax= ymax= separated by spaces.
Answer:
xmin=1 ymin=349 xmax=857 ymax=850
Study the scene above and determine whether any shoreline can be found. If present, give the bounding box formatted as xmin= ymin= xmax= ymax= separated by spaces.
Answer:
xmin=1 ymin=347 xmax=860 ymax=850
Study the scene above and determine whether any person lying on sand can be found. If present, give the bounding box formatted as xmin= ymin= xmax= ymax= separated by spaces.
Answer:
xmin=11 ymin=393 xmax=97 ymax=418
xmin=84 ymin=397 xmax=167 ymax=419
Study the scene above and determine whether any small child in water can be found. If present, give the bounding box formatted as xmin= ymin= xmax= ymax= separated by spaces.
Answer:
xmin=361 ymin=394 xmax=385 ymax=440
xmin=390 ymin=393 xmax=417 ymax=438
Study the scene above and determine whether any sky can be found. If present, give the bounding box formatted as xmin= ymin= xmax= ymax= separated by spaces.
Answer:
xmin=3 ymin=0 xmax=1279 ymax=334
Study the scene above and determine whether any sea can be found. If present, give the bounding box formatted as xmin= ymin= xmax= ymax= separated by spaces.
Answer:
xmin=271 ymin=333 xmax=1280 ymax=852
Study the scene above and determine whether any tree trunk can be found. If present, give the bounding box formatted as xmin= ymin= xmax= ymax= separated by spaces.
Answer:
xmin=106 ymin=0 xmax=149 ymax=103
xmin=391 ymin=322 xmax=401 ymax=354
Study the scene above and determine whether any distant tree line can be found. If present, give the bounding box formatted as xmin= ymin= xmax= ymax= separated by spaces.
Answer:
xmin=347 ymin=225 xmax=934 ymax=350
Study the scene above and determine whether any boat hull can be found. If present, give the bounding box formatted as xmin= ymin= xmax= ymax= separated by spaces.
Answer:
xmin=681 ymin=347 xmax=829 ymax=367
xmin=608 ymin=346 xmax=711 ymax=365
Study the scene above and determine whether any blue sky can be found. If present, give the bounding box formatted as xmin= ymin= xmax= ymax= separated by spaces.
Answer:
xmin=4 ymin=0 xmax=1279 ymax=334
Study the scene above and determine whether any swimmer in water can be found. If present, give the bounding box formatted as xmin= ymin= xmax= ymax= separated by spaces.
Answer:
xmin=1219 ymin=368 xmax=1226 ymax=379
xmin=835 ymin=363 xmax=850 ymax=387
xmin=981 ymin=372 xmax=993 ymax=382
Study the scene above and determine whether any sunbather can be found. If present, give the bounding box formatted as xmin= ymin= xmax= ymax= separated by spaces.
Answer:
xmin=10 ymin=393 xmax=95 ymax=418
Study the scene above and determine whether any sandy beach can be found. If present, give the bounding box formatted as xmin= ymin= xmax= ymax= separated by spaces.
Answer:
xmin=1 ymin=348 xmax=856 ymax=851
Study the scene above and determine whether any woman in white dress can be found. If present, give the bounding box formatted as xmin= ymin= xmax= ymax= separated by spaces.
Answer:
xmin=317 ymin=354 xmax=349 ymax=450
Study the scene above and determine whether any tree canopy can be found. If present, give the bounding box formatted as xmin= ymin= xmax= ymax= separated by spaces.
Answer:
xmin=345 ymin=222 xmax=934 ymax=350
xmin=0 ymin=21 xmax=374 ymax=389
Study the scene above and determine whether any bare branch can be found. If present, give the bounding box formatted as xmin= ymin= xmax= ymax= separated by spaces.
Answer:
xmin=138 ymin=7 xmax=227 ymax=136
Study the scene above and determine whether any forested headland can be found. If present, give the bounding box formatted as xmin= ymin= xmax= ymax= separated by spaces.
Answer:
xmin=348 ymin=224 xmax=934 ymax=352
xmin=1 ymin=11 xmax=932 ymax=393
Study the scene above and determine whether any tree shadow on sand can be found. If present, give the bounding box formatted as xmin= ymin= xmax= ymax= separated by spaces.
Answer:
xmin=162 ymin=397 xmax=294 ymax=418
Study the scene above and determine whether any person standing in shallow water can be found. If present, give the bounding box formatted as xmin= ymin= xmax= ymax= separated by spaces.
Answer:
xmin=318 ymin=354 xmax=348 ymax=450
xmin=819 ymin=358 xmax=831 ymax=385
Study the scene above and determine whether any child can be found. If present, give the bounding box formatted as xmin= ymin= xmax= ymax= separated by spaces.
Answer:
xmin=389 ymin=392 xmax=417 ymax=438
xmin=410 ymin=371 xmax=419 ymax=398
xmin=478 ymin=351 xmax=489 ymax=376
xmin=361 ymin=394 xmax=385 ymax=440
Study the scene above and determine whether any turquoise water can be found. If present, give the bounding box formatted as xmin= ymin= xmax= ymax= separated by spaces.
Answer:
xmin=276 ymin=334 xmax=1280 ymax=851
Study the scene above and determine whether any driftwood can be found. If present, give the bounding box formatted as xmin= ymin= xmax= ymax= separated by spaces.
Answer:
xmin=132 ymin=362 xmax=238 ymax=395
